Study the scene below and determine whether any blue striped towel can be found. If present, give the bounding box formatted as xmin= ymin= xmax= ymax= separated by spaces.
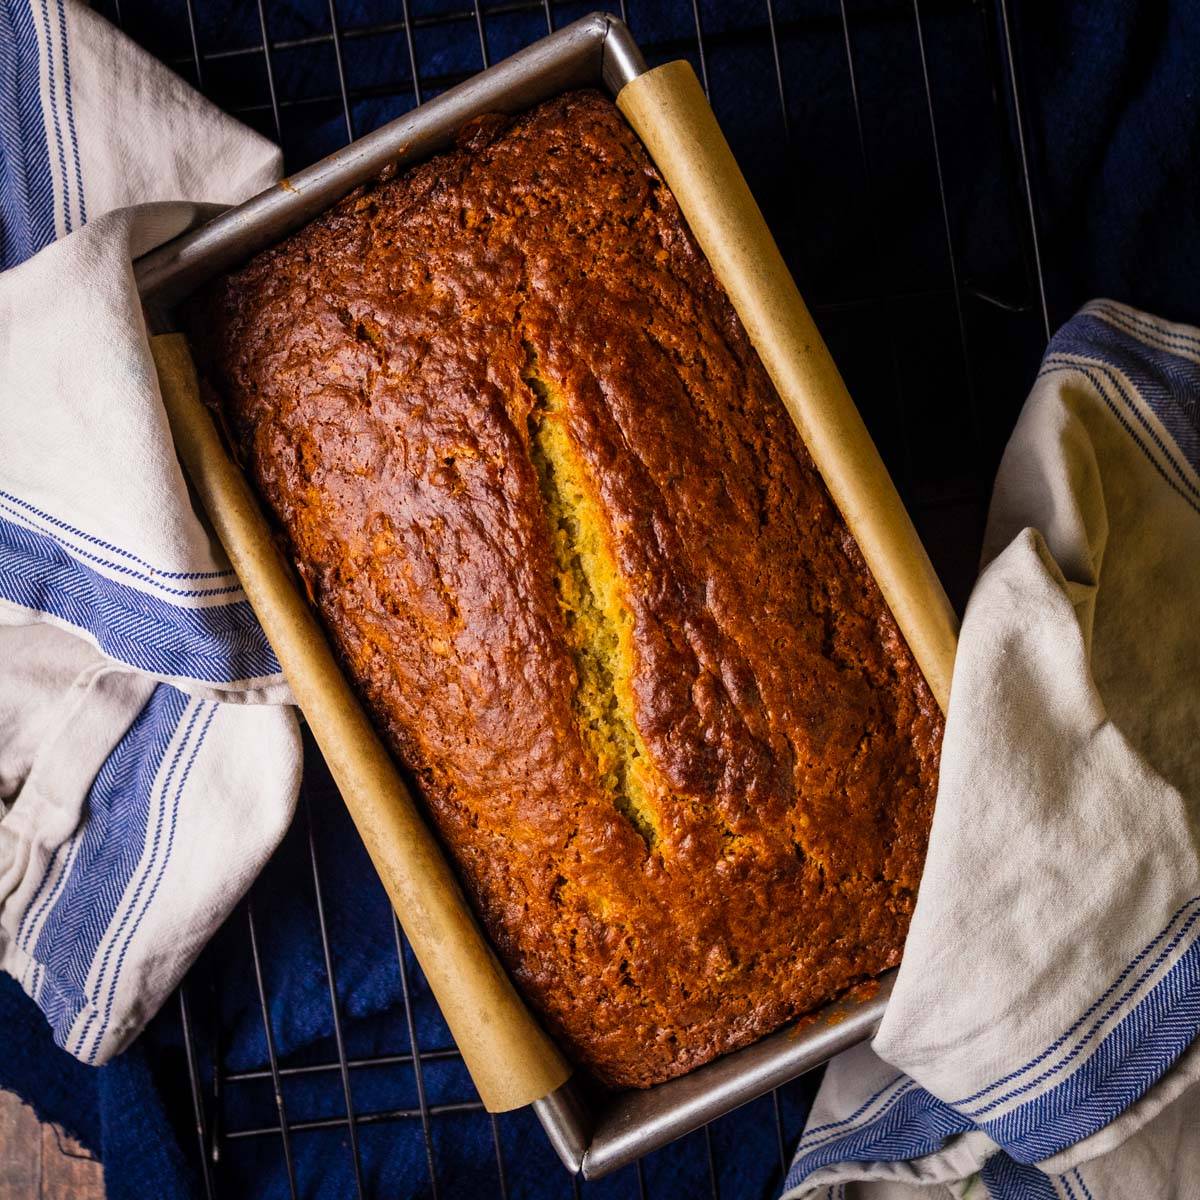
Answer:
xmin=782 ymin=302 xmax=1200 ymax=1198
xmin=0 ymin=0 xmax=301 ymax=1065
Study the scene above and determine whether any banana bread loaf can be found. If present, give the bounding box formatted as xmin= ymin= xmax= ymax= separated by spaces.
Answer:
xmin=189 ymin=90 xmax=943 ymax=1089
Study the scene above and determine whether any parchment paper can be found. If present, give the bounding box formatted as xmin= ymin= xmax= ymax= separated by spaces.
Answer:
xmin=150 ymin=333 xmax=571 ymax=1113
xmin=619 ymin=62 xmax=959 ymax=712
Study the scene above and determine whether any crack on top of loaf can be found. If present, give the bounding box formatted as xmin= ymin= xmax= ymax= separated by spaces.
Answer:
xmin=521 ymin=342 xmax=660 ymax=851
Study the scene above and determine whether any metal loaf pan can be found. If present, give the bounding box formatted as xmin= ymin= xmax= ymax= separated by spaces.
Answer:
xmin=136 ymin=13 xmax=894 ymax=1180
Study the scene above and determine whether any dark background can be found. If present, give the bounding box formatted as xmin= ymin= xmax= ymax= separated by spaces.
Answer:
xmin=10 ymin=1 xmax=1194 ymax=1197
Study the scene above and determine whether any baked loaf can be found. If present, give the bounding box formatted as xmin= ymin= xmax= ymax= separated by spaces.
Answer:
xmin=190 ymin=90 xmax=943 ymax=1089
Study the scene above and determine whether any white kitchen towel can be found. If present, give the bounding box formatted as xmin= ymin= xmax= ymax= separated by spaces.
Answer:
xmin=0 ymin=0 xmax=303 ymax=1065
xmin=782 ymin=300 xmax=1200 ymax=1200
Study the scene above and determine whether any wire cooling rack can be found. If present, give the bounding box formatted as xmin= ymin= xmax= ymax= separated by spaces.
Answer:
xmin=93 ymin=2 xmax=1051 ymax=1197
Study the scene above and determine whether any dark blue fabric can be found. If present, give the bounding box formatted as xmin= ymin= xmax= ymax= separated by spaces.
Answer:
xmin=7 ymin=1 xmax=1200 ymax=1197
xmin=1012 ymin=3 xmax=1200 ymax=330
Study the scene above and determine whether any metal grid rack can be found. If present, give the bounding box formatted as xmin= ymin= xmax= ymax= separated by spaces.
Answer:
xmin=94 ymin=2 xmax=1051 ymax=1197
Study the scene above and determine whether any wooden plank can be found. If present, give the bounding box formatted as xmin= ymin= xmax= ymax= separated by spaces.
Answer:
xmin=0 ymin=1090 xmax=104 ymax=1200
xmin=39 ymin=1122 xmax=103 ymax=1200
xmin=0 ymin=1091 xmax=42 ymax=1200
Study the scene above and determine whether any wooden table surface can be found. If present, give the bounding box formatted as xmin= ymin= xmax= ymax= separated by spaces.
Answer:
xmin=0 ymin=1091 xmax=104 ymax=1200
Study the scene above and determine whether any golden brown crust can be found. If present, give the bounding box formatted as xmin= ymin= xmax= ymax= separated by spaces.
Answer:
xmin=189 ymin=91 xmax=942 ymax=1089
